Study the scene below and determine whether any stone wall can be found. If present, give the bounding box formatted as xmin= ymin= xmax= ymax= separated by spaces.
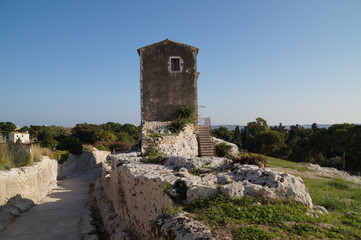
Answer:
xmin=58 ymin=149 xmax=110 ymax=179
xmin=139 ymin=39 xmax=199 ymax=122
xmin=141 ymin=121 xmax=198 ymax=157
xmin=96 ymin=152 xmax=214 ymax=239
xmin=0 ymin=156 xmax=58 ymax=206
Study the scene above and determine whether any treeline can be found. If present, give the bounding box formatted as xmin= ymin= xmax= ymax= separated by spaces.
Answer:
xmin=1 ymin=122 xmax=139 ymax=153
xmin=213 ymin=118 xmax=361 ymax=172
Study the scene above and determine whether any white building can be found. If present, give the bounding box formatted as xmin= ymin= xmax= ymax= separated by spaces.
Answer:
xmin=8 ymin=132 xmax=30 ymax=143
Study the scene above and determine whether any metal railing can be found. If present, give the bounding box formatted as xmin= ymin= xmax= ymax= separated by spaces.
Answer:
xmin=198 ymin=117 xmax=211 ymax=127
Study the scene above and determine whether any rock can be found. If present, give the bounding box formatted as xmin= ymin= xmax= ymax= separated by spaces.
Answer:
xmin=187 ymin=185 xmax=218 ymax=202
xmin=152 ymin=213 xmax=215 ymax=240
xmin=8 ymin=194 xmax=34 ymax=212
xmin=165 ymin=156 xmax=231 ymax=170
xmin=305 ymin=163 xmax=361 ymax=184
xmin=220 ymin=182 xmax=245 ymax=197
xmin=313 ymin=205 xmax=328 ymax=214
xmin=224 ymin=165 xmax=313 ymax=207
xmin=0 ymin=195 xmax=35 ymax=231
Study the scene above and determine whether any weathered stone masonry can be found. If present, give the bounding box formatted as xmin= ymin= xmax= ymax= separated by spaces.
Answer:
xmin=138 ymin=39 xmax=199 ymax=122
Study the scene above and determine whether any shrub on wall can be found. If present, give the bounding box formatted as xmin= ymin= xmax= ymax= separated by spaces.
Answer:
xmin=169 ymin=106 xmax=196 ymax=134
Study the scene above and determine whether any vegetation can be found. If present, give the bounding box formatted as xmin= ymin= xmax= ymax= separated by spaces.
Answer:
xmin=213 ymin=118 xmax=361 ymax=172
xmin=0 ymin=121 xmax=139 ymax=169
xmin=232 ymin=155 xmax=267 ymax=168
xmin=0 ymin=122 xmax=17 ymax=138
xmin=142 ymin=142 xmax=166 ymax=163
xmin=182 ymin=181 xmax=361 ymax=239
xmin=0 ymin=142 xmax=53 ymax=170
xmin=56 ymin=136 xmax=83 ymax=155
xmin=169 ymin=106 xmax=196 ymax=134
xmin=53 ymin=150 xmax=69 ymax=164
xmin=215 ymin=142 xmax=233 ymax=158
xmin=161 ymin=156 xmax=361 ymax=239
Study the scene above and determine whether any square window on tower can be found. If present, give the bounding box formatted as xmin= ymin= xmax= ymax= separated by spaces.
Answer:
xmin=171 ymin=58 xmax=180 ymax=71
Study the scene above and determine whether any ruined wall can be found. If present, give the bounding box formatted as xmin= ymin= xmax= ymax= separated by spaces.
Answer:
xmin=141 ymin=122 xmax=198 ymax=157
xmin=98 ymin=162 xmax=174 ymax=239
xmin=96 ymin=153 xmax=214 ymax=239
xmin=139 ymin=40 xmax=199 ymax=121
xmin=58 ymin=149 xmax=109 ymax=179
xmin=0 ymin=156 xmax=58 ymax=206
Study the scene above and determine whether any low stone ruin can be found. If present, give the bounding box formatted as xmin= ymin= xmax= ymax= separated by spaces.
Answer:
xmin=141 ymin=121 xmax=199 ymax=157
xmin=94 ymin=152 xmax=316 ymax=239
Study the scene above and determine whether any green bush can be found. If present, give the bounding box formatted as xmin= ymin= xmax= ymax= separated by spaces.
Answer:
xmin=53 ymin=150 xmax=69 ymax=164
xmin=169 ymin=106 xmax=196 ymax=134
xmin=56 ymin=136 xmax=83 ymax=155
xmin=143 ymin=142 xmax=165 ymax=163
xmin=215 ymin=142 xmax=232 ymax=158
xmin=94 ymin=144 xmax=109 ymax=151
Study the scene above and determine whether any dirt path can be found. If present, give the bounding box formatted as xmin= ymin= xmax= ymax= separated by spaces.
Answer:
xmin=0 ymin=168 xmax=101 ymax=240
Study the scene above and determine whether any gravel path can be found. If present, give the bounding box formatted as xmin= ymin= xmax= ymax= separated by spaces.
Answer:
xmin=0 ymin=168 xmax=101 ymax=240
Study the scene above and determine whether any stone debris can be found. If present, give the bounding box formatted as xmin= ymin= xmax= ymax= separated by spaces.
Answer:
xmin=165 ymin=156 xmax=231 ymax=171
xmin=0 ymin=195 xmax=34 ymax=231
xmin=151 ymin=213 xmax=215 ymax=240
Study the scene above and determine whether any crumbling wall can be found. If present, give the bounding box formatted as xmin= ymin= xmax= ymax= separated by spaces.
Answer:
xmin=141 ymin=122 xmax=198 ymax=157
xmin=96 ymin=152 xmax=215 ymax=239
xmin=58 ymin=149 xmax=109 ymax=179
xmin=0 ymin=156 xmax=58 ymax=206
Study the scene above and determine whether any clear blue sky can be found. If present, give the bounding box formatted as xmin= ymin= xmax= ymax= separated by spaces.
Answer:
xmin=1 ymin=0 xmax=360 ymax=127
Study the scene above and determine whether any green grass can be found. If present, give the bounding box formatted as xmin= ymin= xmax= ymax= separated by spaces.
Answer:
xmin=184 ymin=194 xmax=361 ymax=239
xmin=303 ymin=177 xmax=361 ymax=213
xmin=233 ymin=226 xmax=277 ymax=240
xmin=240 ymin=152 xmax=312 ymax=172
xmin=181 ymin=155 xmax=361 ymax=239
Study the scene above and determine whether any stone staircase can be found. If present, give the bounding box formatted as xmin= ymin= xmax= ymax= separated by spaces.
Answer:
xmin=198 ymin=125 xmax=214 ymax=157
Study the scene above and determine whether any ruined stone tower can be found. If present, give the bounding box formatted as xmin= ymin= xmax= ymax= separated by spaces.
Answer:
xmin=137 ymin=39 xmax=199 ymax=122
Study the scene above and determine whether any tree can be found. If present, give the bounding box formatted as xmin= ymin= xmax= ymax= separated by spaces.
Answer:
xmin=94 ymin=129 xmax=117 ymax=142
xmin=241 ymin=117 xmax=269 ymax=152
xmin=0 ymin=122 xmax=17 ymax=137
xmin=57 ymin=136 xmax=83 ymax=155
xmin=120 ymin=124 xmax=139 ymax=139
xmin=212 ymin=126 xmax=232 ymax=142
xmin=116 ymin=132 xmax=136 ymax=143
xmin=254 ymin=130 xmax=285 ymax=156
xmin=72 ymin=123 xmax=98 ymax=144
xmin=270 ymin=123 xmax=287 ymax=138
xmin=233 ymin=126 xmax=242 ymax=148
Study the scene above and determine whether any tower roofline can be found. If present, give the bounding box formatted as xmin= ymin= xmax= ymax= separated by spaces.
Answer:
xmin=137 ymin=39 xmax=199 ymax=55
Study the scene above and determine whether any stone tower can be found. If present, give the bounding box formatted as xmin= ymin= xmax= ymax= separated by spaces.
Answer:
xmin=138 ymin=39 xmax=199 ymax=122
